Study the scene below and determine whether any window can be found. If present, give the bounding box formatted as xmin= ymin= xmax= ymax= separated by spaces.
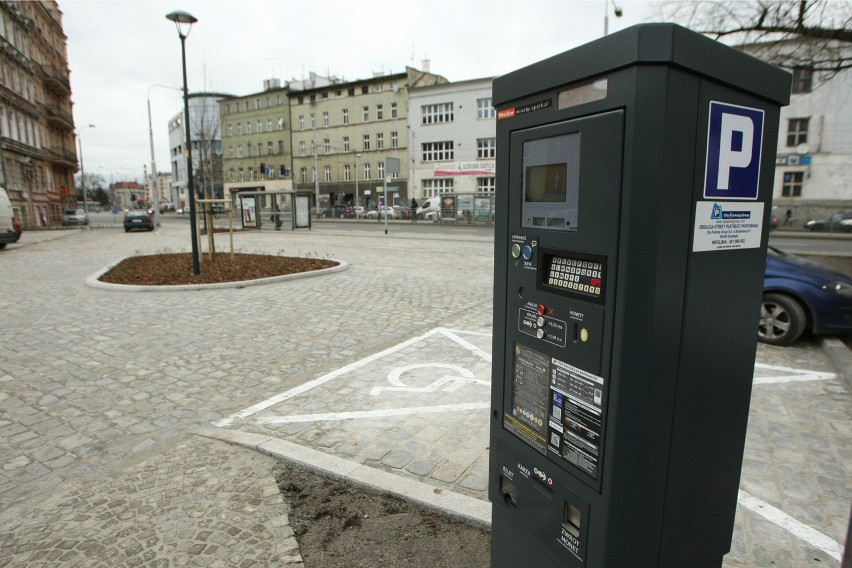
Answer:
xmin=377 ymin=132 xmax=384 ymax=149
xmin=477 ymin=138 xmax=496 ymax=159
xmin=361 ymin=86 xmax=369 ymax=94
xmin=375 ymin=82 xmax=383 ymax=92
xmin=312 ymin=167 xmax=317 ymax=182
xmin=300 ymin=167 xmax=307 ymax=183
xmin=342 ymin=108 xmax=349 ymax=125
xmin=477 ymin=177 xmax=496 ymax=193
xmin=257 ymin=142 xmax=263 ymax=156
xmin=782 ymin=171 xmax=803 ymax=196
xmin=239 ymin=168 xmax=244 ymax=181
xmin=348 ymin=87 xmax=355 ymax=96
xmin=378 ymin=161 xmax=385 ymax=179
xmin=344 ymin=164 xmax=351 ymax=182
xmin=363 ymin=106 xmax=369 ymax=121
xmin=299 ymin=141 xmax=306 ymax=156
xmin=246 ymin=121 xmax=252 ymax=134
xmin=364 ymin=163 xmax=371 ymax=180
xmin=324 ymin=165 xmax=332 ymax=182
xmin=227 ymin=123 xmax=233 ymax=136
xmin=237 ymin=146 xmax=243 ymax=158
xmin=237 ymin=123 xmax=242 ymax=135
xmin=391 ymin=102 xmax=398 ymax=118
xmin=343 ymin=136 xmax=350 ymax=152
xmin=278 ymin=140 xmax=284 ymax=153
xmin=311 ymin=113 xmax=316 ymax=128
xmin=278 ymin=117 xmax=285 ymax=130
xmin=391 ymin=131 xmax=399 ymax=148
xmin=791 ymin=67 xmax=813 ymax=94
xmin=322 ymin=111 xmax=329 ymax=127
xmin=787 ymin=118 xmax=809 ymax=147
xmin=422 ymin=103 xmax=454 ymax=124
xmin=228 ymin=146 xmax=234 ymax=159
xmin=324 ymin=138 xmax=331 ymax=154
xmin=422 ymin=178 xmax=454 ymax=197
xmin=422 ymin=141 xmax=454 ymax=161
xmin=257 ymin=120 xmax=262 ymax=132
xmin=477 ymin=98 xmax=496 ymax=119
xmin=299 ymin=115 xmax=305 ymax=130
xmin=256 ymin=98 xmax=261 ymax=110
xmin=267 ymin=119 xmax=272 ymax=131
xmin=247 ymin=143 xmax=253 ymax=157
xmin=377 ymin=104 xmax=383 ymax=120
xmin=363 ymin=134 xmax=371 ymax=151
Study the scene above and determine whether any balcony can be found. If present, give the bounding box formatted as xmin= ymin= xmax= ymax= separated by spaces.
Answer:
xmin=41 ymin=64 xmax=72 ymax=95
xmin=44 ymin=146 xmax=78 ymax=167
xmin=43 ymin=106 xmax=74 ymax=130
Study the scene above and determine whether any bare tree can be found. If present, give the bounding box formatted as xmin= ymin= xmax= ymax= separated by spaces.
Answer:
xmin=655 ymin=1 xmax=852 ymax=83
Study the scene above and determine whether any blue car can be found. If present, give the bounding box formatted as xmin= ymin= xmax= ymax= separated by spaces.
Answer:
xmin=760 ymin=246 xmax=852 ymax=345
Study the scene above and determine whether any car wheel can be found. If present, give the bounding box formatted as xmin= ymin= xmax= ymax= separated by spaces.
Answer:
xmin=758 ymin=293 xmax=807 ymax=346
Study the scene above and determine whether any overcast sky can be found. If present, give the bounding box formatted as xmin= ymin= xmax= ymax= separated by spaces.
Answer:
xmin=62 ymin=0 xmax=655 ymax=183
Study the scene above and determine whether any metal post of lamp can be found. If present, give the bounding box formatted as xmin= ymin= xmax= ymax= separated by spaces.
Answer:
xmin=166 ymin=10 xmax=200 ymax=275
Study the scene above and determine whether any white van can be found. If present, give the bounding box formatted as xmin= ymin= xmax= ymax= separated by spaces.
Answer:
xmin=0 ymin=187 xmax=19 ymax=250
xmin=416 ymin=196 xmax=443 ymax=221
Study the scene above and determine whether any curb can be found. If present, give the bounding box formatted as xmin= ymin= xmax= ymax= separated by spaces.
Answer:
xmin=192 ymin=424 xmax=492 ymax=529
xmin=820 ymin=337 xmax=852 ymax=392
xmin=85 ymin=256 xmax=349 ymax=292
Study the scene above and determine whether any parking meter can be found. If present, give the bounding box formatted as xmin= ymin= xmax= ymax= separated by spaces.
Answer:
xmin=489 ymin=24 xmax=790 ymax=568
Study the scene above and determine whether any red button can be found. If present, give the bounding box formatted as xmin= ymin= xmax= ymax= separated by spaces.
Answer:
xmin=537 ymin=304 xmax=546 ymax=316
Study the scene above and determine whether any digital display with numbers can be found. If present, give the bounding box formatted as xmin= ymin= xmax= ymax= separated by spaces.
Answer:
xmin=541 ymin=250 xmax=606 ymax=304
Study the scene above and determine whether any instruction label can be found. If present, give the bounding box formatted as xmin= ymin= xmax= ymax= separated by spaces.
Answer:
xmin=693 ymin=201 xmax=764 ymax=252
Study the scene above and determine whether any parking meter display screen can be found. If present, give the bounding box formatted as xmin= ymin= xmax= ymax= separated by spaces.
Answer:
xmin=521 ymin=133 xmax=580 ymax=231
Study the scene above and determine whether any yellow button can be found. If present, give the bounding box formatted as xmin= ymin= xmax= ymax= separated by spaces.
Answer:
xmin=580 ymin=328 xmax=589 ymax=342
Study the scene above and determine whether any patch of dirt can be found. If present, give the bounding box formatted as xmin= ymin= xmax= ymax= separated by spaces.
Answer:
xmin=274 ymin=463 xmax=491 ymax=568
xmin=98 ymin=253 xmax=338 ymax=286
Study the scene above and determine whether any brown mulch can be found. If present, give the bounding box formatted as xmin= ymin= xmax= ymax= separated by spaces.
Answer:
xmin=274 ymin=463 xmax=491 ymax=568
xmin=98 ymin=253 xmax=338 ymax=286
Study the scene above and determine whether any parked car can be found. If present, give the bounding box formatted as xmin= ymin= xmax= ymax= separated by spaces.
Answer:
xmin=759 ymin=246 xmax=852 ymax=345
xmin=366 ymin=206 xmax=398 ymax=219
xmin=320 ymin=204 xmax=354 ymax=218
xmin=62 ymin=208 xmax=88 ymax=226
xmin=803 ymin=211 xmax=852 ymax=232
xmin=124 ymin=210 xmax=155 ymax=232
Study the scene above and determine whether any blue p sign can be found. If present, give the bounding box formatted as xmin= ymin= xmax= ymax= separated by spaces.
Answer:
xmin=704 ymin=102 xmax=764 ymax=200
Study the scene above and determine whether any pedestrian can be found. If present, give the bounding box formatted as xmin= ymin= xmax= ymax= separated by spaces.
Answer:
xmin=784 ymin=209 xmax=792 ymax=226
xmin=411 ymin=197 xmax=418 ymax=222
xmin=273 ymin=204 xmax=283 ymax=230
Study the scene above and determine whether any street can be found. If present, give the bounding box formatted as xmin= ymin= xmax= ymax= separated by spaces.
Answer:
xmin=0 ymin=222 xmax=849 ymax=566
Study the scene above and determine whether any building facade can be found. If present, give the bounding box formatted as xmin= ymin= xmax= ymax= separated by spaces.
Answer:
xmin=408 ymin=78 xmax=496 ymax=205
xmin=144 ymin=171 xmax=171 ymax=209
xmin=289 ymin=67 xmax=447 ymax=211
xmin=168 ymin=91 xmax=232 ymax=210
xmin=219 ymin=79 xmax=294 ymax=205
xmin=741 ymin=40 xmax=852 ymax=223
xmin=0 ymin=0 xmax=76 ymax=228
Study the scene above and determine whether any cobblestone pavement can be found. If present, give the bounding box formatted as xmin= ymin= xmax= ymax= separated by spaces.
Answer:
xmin=0 ymin=221 xmax=849 ymax=566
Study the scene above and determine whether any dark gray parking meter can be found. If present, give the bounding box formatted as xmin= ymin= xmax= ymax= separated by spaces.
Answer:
xmin=489 ymin=24 xmax=790 ymax=568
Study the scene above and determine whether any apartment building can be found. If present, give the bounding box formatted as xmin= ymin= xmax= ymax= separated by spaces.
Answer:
xmin=408 ymin=78 xmax=496 ymax=204
xmin=0 ymin=0 xmax=76 ymax=228
xmin=289 ymin=66 xmax=447 ymax=211
xmin=219 ymin=79 xmax=295 ymax=203
xmin=168 ymin=91 xmax=232 ymax=210
xmin=741 ymin=39 xmax=852 ymax=222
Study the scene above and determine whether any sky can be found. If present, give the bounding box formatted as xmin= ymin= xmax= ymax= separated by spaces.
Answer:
xmin=62 ymin=0 xmax=655 ymax=183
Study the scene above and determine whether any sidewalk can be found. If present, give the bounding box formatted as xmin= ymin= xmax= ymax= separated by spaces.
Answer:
xmin=0 ymin=225 xmax=848 ymax=567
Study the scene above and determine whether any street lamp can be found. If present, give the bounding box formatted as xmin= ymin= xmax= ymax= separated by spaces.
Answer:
xmin=148 ymin=84 xmax=181 ymax=227
xmin=603 ymin=0 xmax=623 ymax=36
xmin=77 ymin=124 xmax=95 ymax=215
xmin=166 ymin=9 xmax=200 ymax=276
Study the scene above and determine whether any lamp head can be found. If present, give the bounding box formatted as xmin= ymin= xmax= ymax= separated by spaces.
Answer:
xmin=166 ymin=10 xmax=197 ymax=39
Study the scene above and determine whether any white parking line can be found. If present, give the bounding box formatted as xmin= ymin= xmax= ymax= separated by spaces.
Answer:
xmin=753 ymin=362 xmax=836 ymax=385
xmin=255 ymin=402 xmax=491 ymax=424
xmin=737 ymin=490 xmax=843 ymax=561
